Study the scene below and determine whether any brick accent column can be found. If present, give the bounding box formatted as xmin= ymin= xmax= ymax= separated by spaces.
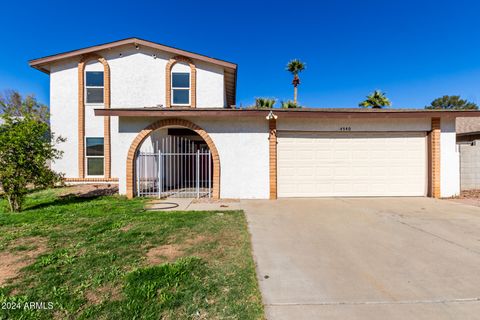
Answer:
xmin=78 ymin=54 xmax=111 ymax=179
xmin=126 ymin=119 xmax=219 ymax=199
xmin=165 ymin=55 xmax=196 ymax=108
xmin=78 ymin=61 xmax=86 ymax=178
xmin=269 ymin=118 xmax=277 ymax=199
xmin=430 ymin=117 xmax=441 ymax=198
xmin=102 ymin=58 xmax=111 ymax=179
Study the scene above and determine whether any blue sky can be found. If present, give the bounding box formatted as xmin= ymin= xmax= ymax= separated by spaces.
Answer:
xmin=1 ymin=0 xmax=480 ymax=108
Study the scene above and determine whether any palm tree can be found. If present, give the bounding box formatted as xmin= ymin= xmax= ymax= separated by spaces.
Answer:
xmin=359 ymin=90 xmax=391 ymax=108
xmin=286 ymin=59 xmax=306 ymax=104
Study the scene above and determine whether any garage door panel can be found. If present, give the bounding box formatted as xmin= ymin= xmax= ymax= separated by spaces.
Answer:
xmin=277 ymin=132 xmax=427 ymax=197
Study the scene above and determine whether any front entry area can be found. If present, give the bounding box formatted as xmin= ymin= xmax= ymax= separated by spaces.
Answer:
xmin=134 ymin=126 xmax=214 ymax=198
xmin=277 ymin=131 xmax=427 ymax=197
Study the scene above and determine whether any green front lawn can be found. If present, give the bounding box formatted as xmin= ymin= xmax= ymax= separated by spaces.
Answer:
xmin=0 ymin=188 xmax=264 ymax=319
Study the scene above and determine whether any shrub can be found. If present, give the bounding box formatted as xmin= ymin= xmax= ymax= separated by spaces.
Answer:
xmin=254 ymin=98 xmax=276 ymax=109
xmin=0 ymin=113 xmax=64 ymax=212
xmin=281 ymin=100 xmax=301 ymax=109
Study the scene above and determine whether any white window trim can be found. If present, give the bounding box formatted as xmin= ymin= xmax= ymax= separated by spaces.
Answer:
xmin=171 ymin=72 xmax=191 ymax=106
xmin=85 ymin=71 xmax=105 ymax=106
xmin=85 ymin=137 xmax=105 ymax=177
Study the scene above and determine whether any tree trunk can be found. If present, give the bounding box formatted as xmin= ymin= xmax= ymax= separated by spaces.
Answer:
xmin=292 ymin=75 xmax=300 ymax=105
xmin=6 ymin=194 xmax=21 ymax=212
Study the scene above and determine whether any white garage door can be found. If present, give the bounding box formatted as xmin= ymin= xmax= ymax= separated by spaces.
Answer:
xmin=277 ymin=131 xmax=427 ymax=197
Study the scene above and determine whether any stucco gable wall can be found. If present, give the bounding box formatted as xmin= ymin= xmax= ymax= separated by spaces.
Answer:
xmin=50 ymin=46 xmax=225 ymax=111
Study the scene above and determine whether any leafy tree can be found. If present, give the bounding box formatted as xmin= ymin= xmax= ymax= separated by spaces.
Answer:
xmin=254 ymin=97 xmax=276 ymax=108
xmin=281 ymin=100 xmax=301 ymax=109
xmin=0 ymin=90 xmax=49 ymax=122
xmin=425 ymin=95 xmax=478 ymax=110
xmin=286 ymin=59 xmax=306 ymax=104
xmin=359 ymin=90 xmax=392 ymax=108
xmin=0 ymin=112 xmax=64 ymax=212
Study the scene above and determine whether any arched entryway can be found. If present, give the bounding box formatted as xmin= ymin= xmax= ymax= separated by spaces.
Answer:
xmin=126 ymin=119 xmax=220 ymax=199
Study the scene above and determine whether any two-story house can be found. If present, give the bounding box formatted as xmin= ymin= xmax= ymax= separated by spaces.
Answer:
xmin=30 ymin=38 xmax=480 ymax=200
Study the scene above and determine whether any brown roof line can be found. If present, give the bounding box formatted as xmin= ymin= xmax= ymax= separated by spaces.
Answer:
xmin=457 ymin=131 xmax=480 ymax=137
xmin=29 ymin=37 xmax=238 ymax=72
xmin=94 ymin=108 xmax=480 ymax=118
xmin=456 ymin=117 xmax=480 ymax=134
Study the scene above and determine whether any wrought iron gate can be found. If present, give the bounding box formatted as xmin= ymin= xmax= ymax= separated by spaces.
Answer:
xmin=135 ymin=136 xmax=212 ymax=198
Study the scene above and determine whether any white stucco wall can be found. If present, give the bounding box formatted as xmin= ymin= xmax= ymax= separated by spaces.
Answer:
xmin=277 ymin=117 xmax=431 ymax=131
xmin=440 ymin=117 xmax=460 ymax=197
xmin=107 ymin=47 xmax=168 ymax=108
xmin=194 ymin=118 xmax=269 ymax=199
xmin=50 ymin=60 xmax=79 ymax=178
xmin=113 ymin=117 xmax=269 ymax=199
xmin=195 ymin=61 xmax=225 ymax=108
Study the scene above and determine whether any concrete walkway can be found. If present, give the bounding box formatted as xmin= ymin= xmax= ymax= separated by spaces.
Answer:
xmin=242 ymin=198 xmax=480 ymax=319
xmin=145 ymin=198 xmax=241 ymax=211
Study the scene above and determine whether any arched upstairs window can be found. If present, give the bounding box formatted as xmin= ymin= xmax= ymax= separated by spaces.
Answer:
xmin=165 ymin=55 xmax=196 ymax=108
xmin=171 ymin=62 xmax=190 ymax=106
xmin=77 ymin=54 xmax=111 ymax=179
xmin=85 ymin=71 xmax=104 ymax=104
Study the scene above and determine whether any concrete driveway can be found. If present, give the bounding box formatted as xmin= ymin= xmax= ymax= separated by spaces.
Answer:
xmin=241 ymin=198 xmax=480 ymax=319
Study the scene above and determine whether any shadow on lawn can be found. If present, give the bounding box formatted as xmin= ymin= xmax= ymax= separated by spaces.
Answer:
xmin=24 ymin=188 xmax=117 ymax=211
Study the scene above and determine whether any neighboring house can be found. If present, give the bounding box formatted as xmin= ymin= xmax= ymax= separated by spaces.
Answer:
xmin=29 ymin=38 xmax=480 ymax=200
xmin=456 ymin=117 xmax=480 ymax=144
xmin=456 ymin=117 xmax=480 ymax=190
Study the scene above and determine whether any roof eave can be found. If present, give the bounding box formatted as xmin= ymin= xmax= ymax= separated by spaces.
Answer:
xmin=31 ymin=64 xmax=50 ymax=74
xmin=457 ymin=131 xmax=480 ymax=136
xmin=94 ymin=108 xmax=480 ymax=118
xmin=28 ymin=37 xmax=237 ymax=70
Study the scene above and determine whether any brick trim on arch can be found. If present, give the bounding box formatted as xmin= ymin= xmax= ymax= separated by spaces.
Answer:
xmin=78 ymin=54 xmax=111 ymax=179
xmin=126 ymin=118 xmax=220 ymax=199
xmin=165 ymin=55 xmax=197 ymax=108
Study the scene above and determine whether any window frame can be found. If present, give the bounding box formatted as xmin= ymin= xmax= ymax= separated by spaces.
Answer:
xmin=85 ymin=137 xmax=105 ymax=177
xmin=85 ymin=71 xmax=105 ymax=105
xmin=171 ymin=72 xmax=191 ymax=106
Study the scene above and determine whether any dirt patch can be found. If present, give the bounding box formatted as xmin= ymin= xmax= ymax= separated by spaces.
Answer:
xmin=146 ymin=244 xmax=184 ymax=265
xmin=145 ymin=235 xmax=210 ymax=265
xmin=53 ymin=310 xmax=69 ymax=320
xmin=85 ymin=284 xmax=122 ymax=304
xmin=58 ymin=184 xmax=118 ymax=198
xmin=185 ymin=235 xmax=208 ymax=245
xmin=0 ymin=237 xmax=48 ymax=286
xmin=456 ymin=189 xmax=480 ymax=199
xmin=120 ymin=224 xmax=133 ymax=232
